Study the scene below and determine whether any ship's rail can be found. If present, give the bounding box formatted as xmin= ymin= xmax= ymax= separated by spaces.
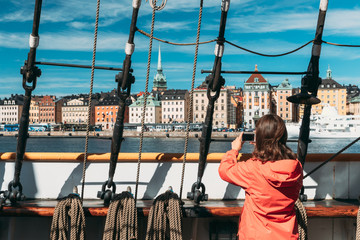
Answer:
xmin=0 ymin=152 xmax=359 ymax=218
xmin=1 ymin=152 xmax=360 ymax=162
xmin=0 ymin=199 xmax=358 ymax=218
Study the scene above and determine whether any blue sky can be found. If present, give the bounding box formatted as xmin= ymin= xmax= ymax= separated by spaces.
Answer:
xmin=1 ymin=0 xmax=360 ymax=98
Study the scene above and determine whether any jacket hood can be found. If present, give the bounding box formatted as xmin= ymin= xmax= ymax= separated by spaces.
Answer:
xmin=259 ymin=159 xmax=302 ymax=188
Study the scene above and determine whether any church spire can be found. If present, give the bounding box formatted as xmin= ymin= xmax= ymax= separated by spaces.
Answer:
xmin=152 ymin=44 xmax=167 ymax=91
xmin=157 ymin=45 xmax=162 ymax=71
xmin=326 ymin=65 xmax=332 ymax=79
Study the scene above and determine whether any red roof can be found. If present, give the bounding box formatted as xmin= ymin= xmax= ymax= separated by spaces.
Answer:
xmin=245 ymin=65 xmax=268 ymax=83
xmin=245 ymin=73 xmax=267 ymax=83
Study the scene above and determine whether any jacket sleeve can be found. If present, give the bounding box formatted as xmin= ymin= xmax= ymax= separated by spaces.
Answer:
xmin=218 ymin=149 xmax=251 ymax=189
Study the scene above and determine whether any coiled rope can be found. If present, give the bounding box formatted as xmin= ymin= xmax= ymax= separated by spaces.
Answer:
xmin=145 ymin=190 xmax=183 ymax=240
xmin=295 ymin=199 xmax=308 ymax=240
xmin=103 ymin=191 xmax=137 ymax=240
xmin=50 ymin=194 xmax=86 ymax=240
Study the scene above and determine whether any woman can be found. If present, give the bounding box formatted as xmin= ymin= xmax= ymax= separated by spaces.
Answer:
xmin=218 ymin=114 xmax=303 ymax=239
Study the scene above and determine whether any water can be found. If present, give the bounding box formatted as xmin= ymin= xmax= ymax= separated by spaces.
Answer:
xmin=1 ymin=136 xmax=359 ymax=154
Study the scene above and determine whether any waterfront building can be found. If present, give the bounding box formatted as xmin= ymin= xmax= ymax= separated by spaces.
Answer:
xmin=62 ymin=98 xmax=95 ymax=125
xmin=192 ymin=81 xmax=235 ymax=129
xmin=231 ymin=94 xmax=243 ymax=129
xmin=348 ymin=95 xmax=360 ymax=115
xmin=344 ymin=84 xmax=360 ymax=114
xmin=152 ymin=45 xmax=167 ymax=92
xmin=313 ymin=66 xmax=347 ymax=115
xmin=95 ymin=95 xmax=130 ymax=130
xmin=29 ymin=96 xmax=41 ymax=124
xmin=243 ymin=65 xmax=272 ymax=129
xmin=129 ymin=94 xmax=161 ymax=124
xmin=0 ymin=94 xmax=24 ymax=124
xmin=39 ymin=95 xmax=56 ymax=123
xmin=274 ymin=79 xmax=298 ymax=122
xmin=160 ymin=89 xmax=189 ymax=123
xmin=344 ymin=84 xmax=360 ymax=101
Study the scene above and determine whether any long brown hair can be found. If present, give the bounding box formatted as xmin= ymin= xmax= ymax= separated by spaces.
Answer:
xmin=252 ymin=114 xmax=297 ymax=161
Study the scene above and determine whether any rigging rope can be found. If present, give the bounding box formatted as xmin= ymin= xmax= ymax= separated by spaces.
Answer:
xmin=103 ymin=191 xmax=137 ymax=240
xmin=322 ymin=40 xmax=360 ymax=47
xmin=295 ymin=199 xmax=308 ymax=240
xmin=145 ymin=190 xmax=183 ymax=240
xmin=147 ymin=0 xmax=167 ymax=10
xmin=81 ymin=0 xmax=101 ymax=201
xmin=179 ymin=0 xmax=204 ymax=200
xmin=50 ymin=194 xmax=86 ymax=240
xmin=136 ymin=28 xmax=216 ymax=46
xmin=134 ymin=0 xmax=157 ymax=205
xmin=225 ymin=39 xmax=314 ymax=57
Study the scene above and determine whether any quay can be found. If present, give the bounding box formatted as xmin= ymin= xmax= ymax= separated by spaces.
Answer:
xmin=0 ymin=130 xmax=239 ymax=139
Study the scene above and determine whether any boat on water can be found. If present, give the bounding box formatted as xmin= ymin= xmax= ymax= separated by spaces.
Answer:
xmin=287 ymin=105 xmax=360 ymax=139
xmin=1 ymin=0 xmax=360 ymax=239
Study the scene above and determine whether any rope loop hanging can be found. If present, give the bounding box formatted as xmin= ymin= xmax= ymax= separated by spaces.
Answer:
xmin=187 ymin=0 xmax=230 ymax=204
xmin=179 ymin=0 xmax=204 ymax=200
xmin=146 ymin=189 xmax=183 ymax=240
xmin=103 ymin=190 xmax=138 ymax=240
xmin=295 ymin=199 xmax=308 ymax=240
xmin=134 ymin=0 xmax=157 ymax=205
xmin=81 ymin=0 xmax=101 ymax=201
xmin=50 ymin=194 xmax=86 ymax=240
xmin=147 ymin=0 xmax=167 ymax=11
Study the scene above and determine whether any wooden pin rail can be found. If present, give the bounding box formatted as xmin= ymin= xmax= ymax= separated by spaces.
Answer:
xmin=0 ymin=200 xmax=358 ymax=218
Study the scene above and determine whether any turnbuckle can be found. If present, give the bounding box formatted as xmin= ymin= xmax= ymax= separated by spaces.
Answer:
xmin=20 ymin=60 xmax=41 ymax=91
xmin=2 ymin=181 xmax=26 ymax=205
xmin=187 ymin=182 xmax=208 ymax=204
xmin=97 ymin=180 xmax=116 ymax=206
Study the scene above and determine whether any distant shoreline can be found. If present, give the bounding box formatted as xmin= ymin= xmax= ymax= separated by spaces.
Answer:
xmin=0 ymin=130 xmax=239 ymax=139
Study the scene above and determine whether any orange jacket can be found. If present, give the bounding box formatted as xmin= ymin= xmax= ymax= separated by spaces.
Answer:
xmin=219 ymin=149 xmax=303 ymax=240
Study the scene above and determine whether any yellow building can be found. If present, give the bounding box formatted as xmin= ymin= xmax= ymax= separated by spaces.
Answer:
xmin=313 ymin=67 xmax=347 ymax=115
xmin=29 ymin=96 xmax=41 ymax=124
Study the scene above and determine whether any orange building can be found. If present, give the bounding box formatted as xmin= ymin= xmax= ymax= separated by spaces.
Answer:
xmin=275 ymin=79 xmax=297 ymax=122
xmin=39 ymin=95 xmax=56 ymax=123
xmin=95 ymin=96 xmax=129 ymax=130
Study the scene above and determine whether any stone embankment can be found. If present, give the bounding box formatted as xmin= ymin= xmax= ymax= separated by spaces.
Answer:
xmin=0 ymin=130 xmax=240 ymax=139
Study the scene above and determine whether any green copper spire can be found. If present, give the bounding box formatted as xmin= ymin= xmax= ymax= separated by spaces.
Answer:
xmin=153 ymin=45 xmax=167 ymax=91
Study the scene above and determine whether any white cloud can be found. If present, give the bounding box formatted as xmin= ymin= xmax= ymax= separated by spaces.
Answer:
xmin=227 ymin=8 xmax=360 ymax=37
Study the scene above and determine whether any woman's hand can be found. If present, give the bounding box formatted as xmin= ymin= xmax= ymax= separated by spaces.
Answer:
xmin=232 ymin=133 xmax=244 ymax=152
